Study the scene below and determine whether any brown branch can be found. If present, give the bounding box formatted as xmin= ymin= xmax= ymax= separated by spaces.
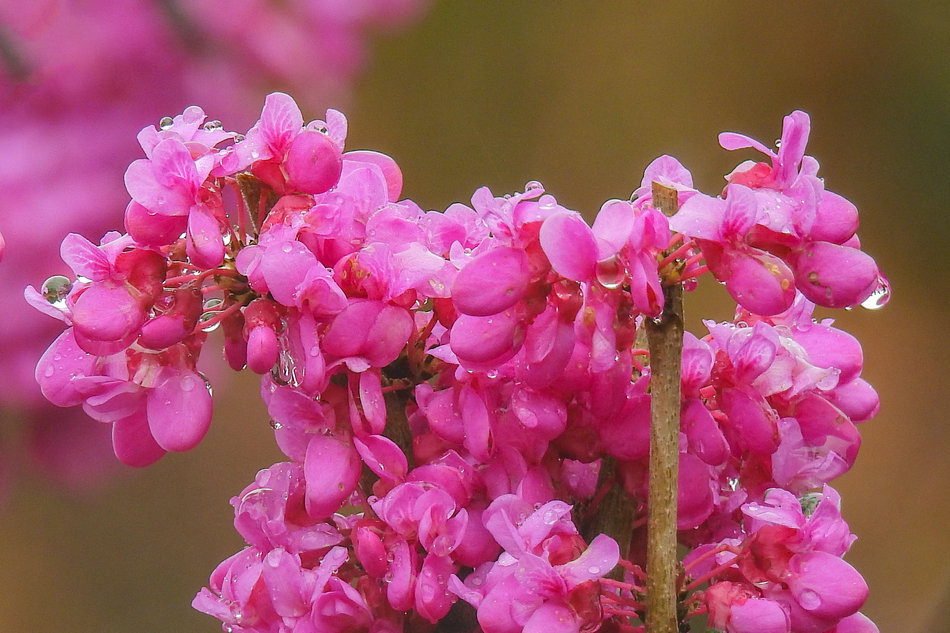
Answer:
xmin=644 ymin=182 xmax=685 ymax=633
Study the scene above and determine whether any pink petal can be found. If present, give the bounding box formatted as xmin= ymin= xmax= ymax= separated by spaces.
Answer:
xmin=450 ymin=310 xmax=524 ymax=367
xmin=304 ymin=434 xmax=361 ymax=519
xmin=460 ymin=385 xmax=492 ymax=461
xmin=721 ymin=388 xmax=779 ymax=455
xmin=559 ymin=533 xmax=620 ymax=585
xmin=415 ymin=554 xmax=455 ymax=622
xmin=125 ymin=201 xmax=187 ymax=247
xmin=721 ymin=184 xmax=759 ymax=239
xmin=719 ymin=131 xmax=774 ymax=157
xmin=262 ymin=549 xmax=308 ymax=618
xmin=826 ymin=378 xmax=879 ymax=423
xmin=677 ymin=452 xmax=715 ymax=529
xmin=724 ymin=250 xmax=796 ymax=316
xmin=284 ymin=131 xmax=343 ymax=194
xmin=60 ymin=233 xmax=111 ymax=281
xmin=260 ymin=240 xmax=318 ymax=306
xmin=112 ymin=409 xmax=166 ymax=467
xmin=522 ymin=602 xmax=580 ymax=633
xmin=539 ymin=211 xmax=598 ymax=281
xmin=810 ymin=190 xmax=858 ymax=244
xmin=591 ymin=200 xmax=635 ymax=256
xmin=186 ymin=207 xmax=225 ymax=269
xmin=452 ymin=246 xmax=530 ymax=316
xmin=72 ymin=283 xmax=145 ymax=344
xmin=354 ymin=434 xmax=408 ymax=483
xmin=640 ymin=154 xmax=694 ymax=189
xmin=345 ymin=150 xmax=403 ymax=202
xmin=363 ymin=305 xmax=414 ymax=367
xmin=786 ymin=552 xmax=867 ymax=620
xmin=145 ymin=368 xmax=212 ymax=452
xmin=246 ymin=326 xmax=279 ymax=375
xmin=259 ymin=92 xmax=304 ymax=156
xmin=790 ymin=242 xmax=879 ymax=309
xmin=36 ymin=329 xmax=97 ymax=407
xmin=729 ymin=598 xmax=791 ymax=633
xmin=670 ymin=193 xmax=724 ymax=241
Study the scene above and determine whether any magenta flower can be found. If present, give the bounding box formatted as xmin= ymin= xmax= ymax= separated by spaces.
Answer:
xmin=23 ymin=96 xmax=885 ymax=633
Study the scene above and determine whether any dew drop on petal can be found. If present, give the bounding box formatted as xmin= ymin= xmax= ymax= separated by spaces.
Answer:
xmin=797 ymin=589 xmax=821 ymax=610
xmin=860 ymin=274 xmax=890 ymax=310
xmin=179 ymin=375 xmax=195 ymax=391
xmin=587 ymin=566 xmax=600 ymax=575
xmin=41 ymin=275 xmax=72 ymax=306
xmin=159 ymin=116 xmax=174 ymax=129
xmin=203 ymin=120 xmax=222 ymax=131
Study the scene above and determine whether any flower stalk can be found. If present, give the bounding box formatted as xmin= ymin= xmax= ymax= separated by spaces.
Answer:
xmin=644 ymin=182 xmax=684 ymax=633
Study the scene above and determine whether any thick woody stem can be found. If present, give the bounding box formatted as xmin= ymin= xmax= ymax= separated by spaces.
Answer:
xmin=584 ymin=456 xmax=635 ymax=580
xmin=644 ymin=182 xmax=684 ymax=633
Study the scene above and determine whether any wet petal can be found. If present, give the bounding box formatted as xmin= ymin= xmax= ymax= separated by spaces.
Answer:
xmin=145 ymin=368 xmax=212 ymax=452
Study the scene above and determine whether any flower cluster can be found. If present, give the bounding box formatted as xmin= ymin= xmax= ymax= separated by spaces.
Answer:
xmin=0 ymin=0 xmax=431 ymax=497
xmin=28 ymin=94 xmax=885 ymax=632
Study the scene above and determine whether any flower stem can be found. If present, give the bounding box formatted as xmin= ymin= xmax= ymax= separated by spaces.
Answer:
xmin=644 ymin=182 xmax=685 ymax=633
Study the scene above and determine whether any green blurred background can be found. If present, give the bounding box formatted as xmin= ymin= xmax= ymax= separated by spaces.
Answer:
xmin=1 ymin=2 xmax=948 ymax=631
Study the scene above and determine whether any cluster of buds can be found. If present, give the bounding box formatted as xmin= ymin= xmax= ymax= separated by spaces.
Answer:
xmin=28 ymin=94 xmax=886 ymax=632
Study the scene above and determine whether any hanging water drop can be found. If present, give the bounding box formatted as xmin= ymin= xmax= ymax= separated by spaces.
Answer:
xmin=595 ymin=256 xmax=625 ymax=289
xmin=860 ymin=275 xmax=890 ymax=310
xmin=203 ymin=119 xmax=223 ymax=131
xmin=199 ymin=312 xmax=221 ymax=332
xmin=41 ymin=275 xmax=72 ymax=305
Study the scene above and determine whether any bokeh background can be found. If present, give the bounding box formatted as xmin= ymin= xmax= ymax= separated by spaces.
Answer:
xmin=1 ymin=2 xmax=948 ymax=632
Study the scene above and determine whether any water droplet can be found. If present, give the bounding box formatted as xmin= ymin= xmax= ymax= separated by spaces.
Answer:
xmin=281 ymin=243 xmax=294 ymax=253
xmin=486 ymin=370 xmax=498 ymax=379
xmin=524 ymin=180 xmax=544 ymax=192
xmin=43 ymin=365 xmax=55 ymax=377
xmin=587 ymin=566 xmax=600 ymax=575
xmin=203 ymin=119 xmax=222 ymax=131
xmin=541 ymin=509 xmax=558 ymax=525
xmin=797 ymin=589 xmax=821 ymax=610
xmin=250 ymin=150 xmax=260 ymax=160
xmin=309 ymin=346 xmax=320 ymax=357
xmin=180 ymin=375 xmax=195 ymax=391
xmin=41 ymin=275 xmax=72 ymax=306
xmin=203 ymin=297 xmax=223 ymax=310
xmin=860 ymin=274 xmax=890 ymax=310
xmin=269 ymin=419 xmax=283 ymax=430
xmin=596 ymin=256 xmax=625 ymax=289
xmin=199 ymin=312 xmax=221 ymax=332
xmin=807 ymin=271 xmax=819 ymax=282
xmin=159 ymin=116 xmax=174 ymax=130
